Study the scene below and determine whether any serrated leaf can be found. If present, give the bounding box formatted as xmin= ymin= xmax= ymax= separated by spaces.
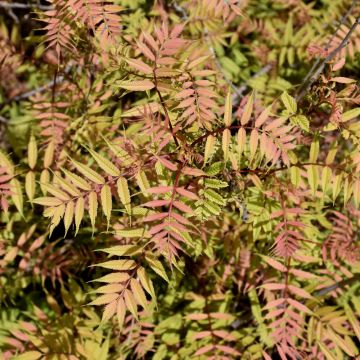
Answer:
xmin=88 ymin=148 xmax=120 ymax=177
xmin=124 ymin=289 xmax=138 ymax=319
xmin=71 ymin=159 xmax=105 ymax=184
xmin=95 ymin=260 xmax=136 ymax=270
xmin=101 ymin=184 xmax=112 ymax=228
xmin=88 ymin=191 xmax=98 ymax=234
xmin=241 ymin=91 xmax=254 ymax=125
xmin=224 ymin=88 xmax=232 ymax=127
xmin=281 ymin=91 xmax=297 ymax=114
xmin=145 ymin=255 xmax=169 ymax=282
xmin=117 ymin=177 xmax=131 ymax=214
xmin=75 ymin=196 xmax=84 ymax=236
xmin=131 ymin=278 xmax=148 ymax=310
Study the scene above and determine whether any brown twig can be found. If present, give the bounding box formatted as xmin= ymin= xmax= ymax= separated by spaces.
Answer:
xmin=296 ymin=15 xmax=360 ymax=101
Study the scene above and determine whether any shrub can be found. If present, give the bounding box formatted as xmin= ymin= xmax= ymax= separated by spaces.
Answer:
xmin=0 ymin=0 xmax=360 ymax=359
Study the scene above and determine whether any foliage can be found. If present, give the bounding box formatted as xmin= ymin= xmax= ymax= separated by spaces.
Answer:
xmin=1 ymin=0 xmax=360 ymax=359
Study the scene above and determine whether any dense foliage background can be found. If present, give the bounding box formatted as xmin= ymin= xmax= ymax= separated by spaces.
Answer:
xmin=1 ymin=0 xmax=360 ymax=359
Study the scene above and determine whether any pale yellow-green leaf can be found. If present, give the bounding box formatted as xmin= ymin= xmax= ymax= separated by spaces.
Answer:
xmin=224 ymin=88 xmax=232 ymax=126
xmin=40 ymin=169 xmax=50 ymax=194
xmin=118 ymin=80 xmax=154 ymax=91
xmin=321 ymin=166 xmax=332 ymax=194
xmin=12 ymin=351 xmax=43 ymax=360
xmin=241 ymin=91 xmax=254 ymax=125
xmin=95 ymin=283 xmax=123 ymax=294
xmin=41 ymin=183 xmax=70 ymax=201
xmin=327 ymin=327 xmax=356 ymax=357
xmin=281 ymin=91 xmax=297 ymax=114
xmin=309 ymin=137 xmax=319 ymax=162
xmin=28 ymin=135 xmax=38 ymax=170
xmin=117 ymin=177 xmax=131 ymax=214
xmin=54 ymin=174 xmax=81 ymax=197
xmin=307 ymin=165 xmax=318 ymax=196
xmin=95 ymin=259 xmax=136 ymax=270
xmin=10 ymin=178 xmax=23 ymax=215
xmin=64 ymin=200 xmax=74 ymax=235
xmin=115 ymin=228 xmax=147 ymax=238
xmin=332 ymin=173 xmax=343 ymax=203
xmin=88 ymin=293 xmax=118 ymax=306
xmin=99 ymin=245 xmax=142 ymax=256
xmin=93 ymin=272 xmax=130 ymax=283
xmin=44 ymin=140 xmax=55 ymax=168
xmin=137 ymin=267 xmax=156 ymax=300
xmin=222 ymin=129 xmax=230 ymax=161
xmin=33 ymin=196 xmax=62 ymax=207
xmin=88 ymin=191 xmax=98 ymax=233
xmin=290 ymin=166 xmax=300 ymax=187
xmin=135 ymin=170 xmax=150 ymax=193
xmin=101 ymin=184 xmax=112 ymax=227
xmin=75 ymin=196 xmax=84 ymax=236
xmin=71 ymin=159 xmax=105 ymax=184
xmin=124 ymin=289 xmax=138 ymax=319
xmin=145 ymin=255 xmax=169 ymax=282
xmin=101 ymin=300 xmax=117 ymax=323
xmin=0 ymin=150 xmax=14 ymax=174
xmin=121 ymin=102 xmax=160 ymax=117
xmin=117 ymin=298 xmax=126 ymax=330
xmin=204 ymin=135 xmax=215 ymax=164
xmin=88 ymin=148 xmax=120 ymax=177
xmin=341 ymin=108 xmax=360 ymax=122
xmin=61 ymin=168 xmax=92 ymax=191
xmin=131 ymin=278 xmax=148 ymax=310
xmin=25 ymin=171 xmax=36 ymax=201
xmin=237 ymin=127 xmax=246 ymax=155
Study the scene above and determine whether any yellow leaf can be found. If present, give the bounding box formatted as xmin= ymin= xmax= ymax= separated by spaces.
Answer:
xmin=307 ymin=165 xmax=318 ymax=196
xmin=118 ymin=80 xmax=154 ymax=91
xmin=124 ymin=289 xmax=138 ymax=319
xmin=41 ymin=183 xmax=70 ymax=201
xmin=0 ymin=150 xmax=14 ymax=175
xmin=126 ymin=58 xmax=153 ymax=74
xmin=28 ymin=135 xmax=38 ymax=170
xmin=88 ymin=148 xmax=120 ymax=177
xmin=33 ymin=197 xmax=63 ymax=207
xmin=88 ymin=293 xmax=118 ymax=306
xmin=224 ymin=88 xmax=232 ymax=127
xmin=117 ymin=177 xmax=131 ymax=214
xmin=237 ymin=127 xmax=246 ymax=155
xmin=332 ymin=173 xmax=342 ymax=203
xmin=95 ymin=259 xmax=136 ymax=270
xmin=61 ymin=168 xmax=92 ymax=191
xmin=44 ymin=140 xmax=55 ymax=168
xmin=135 ymin=171 xmax=150 ymax=193
xmin=94 ymin=272 xmax=130 ymax=283
xmin=145 ymin=255 xmax=169 ymax=282
xmin=115 ymin=228 xmax=147 ymax=238
xmin=249 ymin=129 xmax=259 ymax=161
xmin=25 ymin=171 xmax=36 ymax=201
xmin=222 ymin=129 xmax=230 ymax=161
xmin=317 ymin=341 xmax=337 ymax=360
xmin=131 ymin=278 xmax=148 ymax=310
xmin=12 ymin=351 xmax=43 ymax=360
xmin=204 ymin=135 xmax=215 ymax=164
xmin=40 ymin=169 xmax=50 ymax=195
xmin=10 ymin=178 xmax=23 ymax=215
xmin=117 ymin=298 xmax=126 ymax=330
xmin=49 ymin=204 xmax=65 ymax=236
xmin=71 ymin=159 xmax=105 ymax=184
xmin=121 ymin=102 xmax=160 ymax=117
xmin=327 ymin=327 xmax=356 ymax=357
xmin=54 ymin=174 xmax=81 ymax=197
xmin=75 ymin=196 xmax=84 ymax=236
xmin=137 ymin=267 xmax=156 ymax=300
xmin=321 ymin=166 xmax=332 ymax=194
xmin=309 ymin=136 xmax=319 ymax=162
xmin=88 ymin=191 xmax=98 ymax=233
xmin=101 ymin=300 xmax=117 ymax=323
xmin=99 ymin=245 xmax=142 ymax=256
xmin=240 ymin=91 xmax=254 ymax=125
xmin=101 ymin=184 xmax=112 ymax=228
xmin=64 ymin=200 xmax=74 ymax=235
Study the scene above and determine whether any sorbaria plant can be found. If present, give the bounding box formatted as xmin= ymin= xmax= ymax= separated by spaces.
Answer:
xmin=1 ymin=0 xmax=360 ymax=359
